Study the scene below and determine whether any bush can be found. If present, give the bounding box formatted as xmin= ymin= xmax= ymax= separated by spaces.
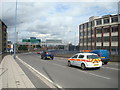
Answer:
xmin=18 ymin=45 xmax=28 ymax=50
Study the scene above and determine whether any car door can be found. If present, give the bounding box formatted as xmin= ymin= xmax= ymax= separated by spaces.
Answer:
xmin=70 ymin=55 xmax=78 ymax=65
xmin=74 ymin=55 xmax=84 ymax=67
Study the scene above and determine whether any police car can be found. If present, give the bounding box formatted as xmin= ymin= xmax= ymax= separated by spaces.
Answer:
xmin=67 ymin=53 xmax=102 ymax=70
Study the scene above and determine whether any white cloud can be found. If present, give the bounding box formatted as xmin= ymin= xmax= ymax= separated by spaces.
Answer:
xmin=1 ymin=1 xmax=118 ymax=45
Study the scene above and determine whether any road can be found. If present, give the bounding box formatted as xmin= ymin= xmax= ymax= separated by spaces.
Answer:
xmin=15 ymin=53 xmax=119 ymax=88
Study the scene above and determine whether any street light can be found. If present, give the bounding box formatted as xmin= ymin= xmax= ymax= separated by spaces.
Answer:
xmin=68 ymin=30 xmax=77 ymax=51
xmin=14 ymin=0 xmax=17 ymax=59
xmin=118 ymin=1 xmax=120 ymax=55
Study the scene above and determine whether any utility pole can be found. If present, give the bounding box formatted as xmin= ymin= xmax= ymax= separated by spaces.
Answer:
xmin=14 ymin=0 xmax=17 ymax=59
xmin=118 ymin=1 xmax=120 ymax=55
xmin=68 ymin=29 xmax=77 ymax=51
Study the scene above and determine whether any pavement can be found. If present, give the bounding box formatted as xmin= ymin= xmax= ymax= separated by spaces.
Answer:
xmin=0 ymin=55 xmax=35 ymax=89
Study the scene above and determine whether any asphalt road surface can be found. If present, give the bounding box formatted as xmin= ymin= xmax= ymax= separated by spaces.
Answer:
xmin=15 ymin=53 xmax=119 ymax=89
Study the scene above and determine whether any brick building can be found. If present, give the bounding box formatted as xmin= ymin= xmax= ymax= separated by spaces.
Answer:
xmin=79 ymin=14 xmax=120 ymax=55
xmin=0 ymin=20 xmax=7 ymax=53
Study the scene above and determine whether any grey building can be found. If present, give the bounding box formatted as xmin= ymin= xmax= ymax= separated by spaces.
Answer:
xmin=79 ymin=14 xmax=120 ymax=55
xmin=46 ymin=39 xmax=63 ymax=46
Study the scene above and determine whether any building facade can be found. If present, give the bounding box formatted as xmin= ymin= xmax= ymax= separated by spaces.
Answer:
xmin=79 ymin=14 xmax=120 ymax=55
xmin=46 ymin=39 xmax=62 ymax=46
xmin=0 ymin=20 xmax=7 ymax=53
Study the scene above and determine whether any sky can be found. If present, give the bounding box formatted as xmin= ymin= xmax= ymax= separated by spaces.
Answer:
xmin=1 ymin=0 xmax=119 ymax=45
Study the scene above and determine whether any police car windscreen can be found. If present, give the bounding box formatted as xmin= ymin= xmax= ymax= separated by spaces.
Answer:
xmin=87 ymin=55 xmax=98 ymax=59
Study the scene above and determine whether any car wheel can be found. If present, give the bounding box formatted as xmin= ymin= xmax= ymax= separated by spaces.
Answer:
xmin=104 ymin=62 xmax=108 ymax=65
xmin=51 ymin=57 xmax=54 ymax=60
xmin=81 ymin=63 xmax=86 ymax=70
xmin=68 ymin=61 xmax=72 ymax=67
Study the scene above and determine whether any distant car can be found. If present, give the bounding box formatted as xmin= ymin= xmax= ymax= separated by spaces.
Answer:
xmin=91 ymin=50 xmax=110 ymax=64
xmin=37 ymin=51 xmax=41 ymax=54
xmin=41 ymin=51 xmax=54 ymax=60
xmin=68 ymin=53 xmax=102 ymax=70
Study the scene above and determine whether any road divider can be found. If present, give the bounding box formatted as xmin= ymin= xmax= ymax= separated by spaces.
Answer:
xmin=16 ymin=56 xmax=63 ymax=89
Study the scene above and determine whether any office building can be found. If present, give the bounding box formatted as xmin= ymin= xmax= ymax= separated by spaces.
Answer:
xmin=79 ymin=14 xmax=120 ymax=55
xmin=0 ymin=20 xmax=7 ymax=53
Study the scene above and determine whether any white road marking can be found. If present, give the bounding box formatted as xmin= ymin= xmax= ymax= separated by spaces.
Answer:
xmin=52 ymin=62 xmax=111 ymax=80
xmin=47 ymin=62 xmax=111 ymax=80
xmin=40 ymin=59 xmax=111 ymax=80
xmin=102 ymin=67 xmax=120 ymax=70
xmin=77 ymin=70 xmax=111 ymax=80
xmin=16 ymin=56 xmax=63 ymax=89
xmin=17 ymin=54 xmax=112 ymax=81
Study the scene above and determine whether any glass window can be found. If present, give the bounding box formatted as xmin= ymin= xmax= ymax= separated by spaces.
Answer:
xmin=91 ymin=30 xmax=94 ymax=35
xmin=96 ymin=46 xmax=101 ymax=49
xmin=88 ymin=22 xmax=91 ymax=28
xmin=87 ymin=55 xmax=98 ymax=59
xmin=104 ymin=37 xmax=109 ymax=42
xmin=84 ymin=24 xmax=87 ymax=29
xmin=88 ymin=38 xmax=91 ymax=42
xmin=96 ymin=19 xmax=102 ymax=25
xmin=103 ymin=27 xmax=110 ymax=33
xmin=88 ymin=30 xmax=91 ymax=36
xmin=104 ymin=18 xmax=110 ymax=24
xmin=96 ymin=28 xmax=102 ymax=34
xmin=78 ymin=55 xmax=84 ymax=58
xmin=84 ymin=38 xmax=86 ymax=42
xmin=96 ymin=37 xmax=101 ymax=42
xmin=72 ymin=55 xmax=78 ymax=58
xmin=4 ymin=43 xmax=6 ymax=46
xmin=79 ymin=32 xmax=81 ymax=36
xmin=111 ymin=16 xmax=118 ymax=23
xmin=112 ymin=26 xmax=118 ymax=32
xmin=4 ymin=38 xmax=6 ymax=41
xmin=84 ymin=32 xmax=86 ymax=36
xmin=79 ymin=25 xmax=81 ymax=30
xmin=91 ymin=37 xmax=94 ymax=42
xmin=80 ymin=38 xmax=83 ymax=42
xmin=112 ymin=36 xmax=118 ymax=41
xmin=91 ymin=21 xmax=94 ymax=27
xmin=81 ymin=25 xmax=83 ymax=29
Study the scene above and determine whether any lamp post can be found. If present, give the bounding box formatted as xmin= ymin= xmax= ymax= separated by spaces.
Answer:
xmin=14 ymin=0 xmax=17 ymax=59
xmin=118 ymin=1 xmax=120 ymax=55
xmin=68 ymin=30 xmax=77 ymax=51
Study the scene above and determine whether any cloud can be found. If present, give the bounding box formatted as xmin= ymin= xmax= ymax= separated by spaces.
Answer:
xmin=1 ymin=1 xmax=118 ymax=45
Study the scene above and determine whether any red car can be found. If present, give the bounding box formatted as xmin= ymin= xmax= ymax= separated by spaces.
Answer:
xmin=37 ymin=51 xmax=40 ymax=54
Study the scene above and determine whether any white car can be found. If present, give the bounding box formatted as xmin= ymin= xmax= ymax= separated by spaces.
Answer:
xmin=67 ymin=53 xmax=102 ymax=70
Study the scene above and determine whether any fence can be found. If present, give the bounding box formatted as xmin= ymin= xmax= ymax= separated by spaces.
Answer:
xmin=53 ymin=50 xmax=120 ymax=62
